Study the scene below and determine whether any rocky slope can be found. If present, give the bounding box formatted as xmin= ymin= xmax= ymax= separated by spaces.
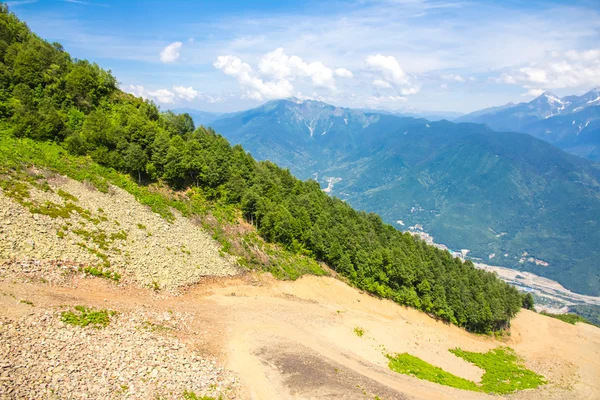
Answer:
xmin=0 ymin=169 xmax=239 ymax=290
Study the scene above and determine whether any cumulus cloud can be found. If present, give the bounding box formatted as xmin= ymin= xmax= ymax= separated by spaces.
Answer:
xmin=372 ymin=79 xmax=392 ymax=89
xmin=498 ymin=48 xmax=600 ymax=90
xmin=148 ymin=88 xmax=176 ymax=103
xmin=214 ymin=54 xmax=294 ymax=101
xmin=365 ymin=54 xmax=420 ymax=96
xmin=365 ymin=54 xmax=408 ymax=85
xmin=399 ymin=86 xmax=421 ymax=95
xmin=257 ymin=48 xmax=336 ymax=89
xmin=334 ymin=68 xmax=353 ymax=78
xmin=173 ymin=85 xmax=198 ymax=101
xmin=214 ymin=48 xmax=340 ymax=101
xmin=160 ymin=42 xmax=183 ymax=63
xmin=522 ymin=88 xmax=545 ymax=97
xmin=126 ymin=84 xmax=209 ymax=104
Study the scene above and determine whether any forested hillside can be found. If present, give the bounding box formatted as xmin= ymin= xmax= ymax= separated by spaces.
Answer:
xmin=0 ymin=5 xmax=526 ymax=333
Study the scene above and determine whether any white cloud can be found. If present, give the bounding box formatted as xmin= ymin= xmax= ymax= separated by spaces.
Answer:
xmin=257 ymin=48 xmax=336 ymax=89
xmin=214 ymin=48 xmax=341 ymax=101
xmin=443 ymin=74 xmax=465 ymax=83
xmin=334 ymin=68 xmax=353 ymax=78
xmin=498 ymin=48 xmax=600 ymax=90
xmin=399 ymin=86 xmax=421 ymax=95
xmin=147 ymin=88 xmax=176 ymax=104
xmin=365 ymin=54 xmax=408 ymax=85
xmin=160 ymin=41 xmax=183 ymax=63
xmin=126 ymin=85 xmax=146 ymax=98
xmin=372 ymin=79 xmax=392 ymax=89
xmin=126 ymin=84 xmax=210 ymax=104
xmin=522 ymin=88 xmax=544 ymax=97
xmin=214 ymin=54 xmax=294 ymax=101
xmin=565 ymin=49 xmax=600 ymax=62
xmin=440 ymin=83 xmax=448 ymax=90
xmin=173 ymin=85 xmax=198 ymax=101
xmin=365 ymin=54 xmax=420 ymax=96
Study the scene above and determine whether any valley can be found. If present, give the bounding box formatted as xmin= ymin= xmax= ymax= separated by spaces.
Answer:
xmin=208 ymin=97 xmax=600 ymax=298
xmin=396 ymin=225 xmax=600 ymax=314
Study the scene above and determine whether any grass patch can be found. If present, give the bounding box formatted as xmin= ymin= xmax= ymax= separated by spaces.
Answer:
xmin=540 ymin=311 xmax=595 ymax=326
xmin=182 ymin=391 xmax=221 ymax=400
xmin=354 ymin=327 xmax=365 ymax=337
xmin=82 ymin=266 xmax=121 ymax=282
xmin=60 ymin=305 xmax=116 ymax=328
xmin=140 ymin=321 xmax=173 ymax=333
xmin=57 ymin=189 xmax=78 ymax=202
xmin=19 ymin=299 xmax=34 ymax=306
xmin=387 ymin=347 xmax=545 ymax=394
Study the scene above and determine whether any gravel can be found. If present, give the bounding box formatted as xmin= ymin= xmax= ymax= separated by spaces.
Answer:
xmin=0 ymin=308 xmax=239 ymax=399
xmin=0 ymin=173 xmax=241 ymax=290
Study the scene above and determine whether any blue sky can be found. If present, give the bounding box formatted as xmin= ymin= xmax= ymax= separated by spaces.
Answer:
xmin=7 ymin=0 xmax=600 ymax=113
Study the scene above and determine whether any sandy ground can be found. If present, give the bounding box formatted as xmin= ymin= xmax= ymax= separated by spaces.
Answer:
xmin=1 ymin=273 xmax=599 ymax=400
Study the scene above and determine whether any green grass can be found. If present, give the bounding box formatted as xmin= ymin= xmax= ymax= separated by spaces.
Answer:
xmin=387 ymin=347 xmax=545 ymax=394
xmin=82 ymin=266 xmax=121 ymax=282
xmin=182 ymin=391 xmax=221 ymax=400
xmin=354 ymin=327 xmax=365 ymax=337
xmin=387 ymin=353 xmax=478 ymax=391
xmin=57 ymin=189 xmax=78 ymax=202
xmin=540 ymin=311 xmax=596 ymax=326
xmin=60 ymin=305 xmax=116 ymax=328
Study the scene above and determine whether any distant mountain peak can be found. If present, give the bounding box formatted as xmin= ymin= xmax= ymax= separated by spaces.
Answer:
xmin=286 ymin=96 xmax=304 ymax=104
xmin=537 ymin=92 xmax=564 ymax=104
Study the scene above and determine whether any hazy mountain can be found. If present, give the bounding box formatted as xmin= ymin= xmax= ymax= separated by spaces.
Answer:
xmin=360 ymin=107 xmax=464 ymax=121
xmin=210 ymin=98 xmax=600 ymax=296
xmin=457 ymin=88 xmax=600 ymax=161
xmin=170 ymin=108 xmax=223 ymax=126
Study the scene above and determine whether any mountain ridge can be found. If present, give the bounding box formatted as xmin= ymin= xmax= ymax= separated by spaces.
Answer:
xmin=457 ymin=88 xmax=600 ymax=161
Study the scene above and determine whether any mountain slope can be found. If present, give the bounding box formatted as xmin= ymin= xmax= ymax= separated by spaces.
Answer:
xmin=210 ymin=99 xmax=600 ymax=296
xmin=457 ymin=89 xmax=600 ymax=161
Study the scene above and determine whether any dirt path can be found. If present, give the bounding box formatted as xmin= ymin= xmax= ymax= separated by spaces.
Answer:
xmin=2 ymin=273 xmax=599 ymax=399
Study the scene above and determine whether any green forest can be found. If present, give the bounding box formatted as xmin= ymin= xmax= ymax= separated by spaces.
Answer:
xmin=0 ymin=5 xmax=528 ymax=333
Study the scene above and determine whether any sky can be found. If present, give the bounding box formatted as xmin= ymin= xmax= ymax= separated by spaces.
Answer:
xmin=7 ymin=0 xmax=600 ymax=114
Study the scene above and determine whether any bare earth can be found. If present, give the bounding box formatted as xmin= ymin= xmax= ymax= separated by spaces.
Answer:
xmin=1 ymin=273 xmax=599 ymax=399
xmin=1 ymin=173 xmax=599 ymax=399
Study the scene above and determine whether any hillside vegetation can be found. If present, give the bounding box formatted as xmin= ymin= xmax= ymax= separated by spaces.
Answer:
xmin=0 ymin=5 xmax=526 ymax=333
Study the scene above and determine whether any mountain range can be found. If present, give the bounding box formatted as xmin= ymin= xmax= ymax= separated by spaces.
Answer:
xmin=170 ymin=108 xmax=223 ymax=126
xmin=456 ymin=88 xmax=600 ymax=161
xmin=202 ymin=97 xmax=600 ymax=296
